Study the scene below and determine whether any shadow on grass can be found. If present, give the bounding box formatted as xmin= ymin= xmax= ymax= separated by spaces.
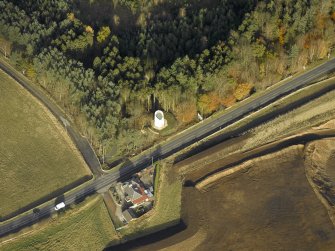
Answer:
xmin=183 ymin=180 xmax=196 ymax=187
xmin=117 ymin=145 xmax=162 ymax=183
xmin=107 ymin=158 xmax=124 ymax=169
xmin=195 ymin=131 xmax=335 ymax=185
xmin=104 ymin=219 xmax=187 ymax=251
xmin=0 ymin=185 xmax=98 ymax=238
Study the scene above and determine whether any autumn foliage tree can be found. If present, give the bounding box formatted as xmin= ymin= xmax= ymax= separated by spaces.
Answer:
xmin=331 ymin=11 xmax=335 ymax=22
xmin=197 ymin=92 xmax=221 ymax=116
xmin=221 ymin=94 xmax=236 ymax=108
xmin=174 ymin=100 xmax=197 ymax=123
xmin=233 ymin=83 xmax=254 ymax=101
xmin=278 ymin=26 xmax=286 ymax=46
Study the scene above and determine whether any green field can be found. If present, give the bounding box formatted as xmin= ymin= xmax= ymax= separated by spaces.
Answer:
xmin=0 ymin=196 xmax=119 ymax=250
xmin=0 ymin=71 xmax=91 ymax=219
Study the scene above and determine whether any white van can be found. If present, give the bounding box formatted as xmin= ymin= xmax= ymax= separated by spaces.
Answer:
xmin=54 ymin=202 xmax=66 ymax=211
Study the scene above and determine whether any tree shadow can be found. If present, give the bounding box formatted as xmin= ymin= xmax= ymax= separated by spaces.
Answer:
xmin=75 ymin=0 xmax=256 ymax=68
xmin=74 ymin=185 xmax=97 ymax=205
xmin=117 ymin=145 xmax=162 ymax=182
xmin=32 ymin=208 xmax=40 ymax=214
xmin=0 ymin=206 xmax=52 ymax=238
xmin=183 ymin=180 xmax=196 ymax=187
xmin=73 ymin=0 xmax=137 ymax=31
xmin=194 ymin=131 xmax=335 ymax=185
xmin=107 ymin=158 xmax=124 ymax=170
xmin=0 ymin=183 xmax=98 ymax=237
xmin=0 ymin=175 xmax=91 ymax=222
xmin=118 ymin=158 xmax=136 ymax=181
xmin=74 ymin=194 xmax=85 ymax=205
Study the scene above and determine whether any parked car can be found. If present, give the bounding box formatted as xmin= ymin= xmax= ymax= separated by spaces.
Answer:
xmin=54 ymin=202 xmax=66 ymax=211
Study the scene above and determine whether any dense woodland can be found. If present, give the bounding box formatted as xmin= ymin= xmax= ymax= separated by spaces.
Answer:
xmin=0 ymin=0 xmax=334 ymax=163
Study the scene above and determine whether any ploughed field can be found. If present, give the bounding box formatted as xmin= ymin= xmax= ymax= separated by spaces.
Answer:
xmin=0 ymin=71 xmax=91 ymax=219
xmin=122 ymin=144 xmax=335 ymax=250
xmin=182 ymin=146 xmax=335 ymax=250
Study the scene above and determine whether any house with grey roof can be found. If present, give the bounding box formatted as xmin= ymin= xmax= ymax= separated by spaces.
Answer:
xmin=121 ymin=179 xmax=151 ymax=206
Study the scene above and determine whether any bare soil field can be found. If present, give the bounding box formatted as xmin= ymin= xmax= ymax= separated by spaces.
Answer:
xmin=0 ymin=71 xmax=91 ymax=220
xmin=307 ymin=137 xmax=335 ymax=181
xmin=110 ymin=117 xmax=335 ymax=250
xmin=184 ymin=146 xmax=335 ymax=251
xmin=305 ymin=137 xmax=335 ymax=224
xmin=115 ymin=144 xmax=335 ymax=251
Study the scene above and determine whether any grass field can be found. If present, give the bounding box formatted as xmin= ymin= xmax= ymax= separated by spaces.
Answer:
xmin=0 ymin=196 xmax=119 ymax=251
xmin=0 ymin=71 xmax=91 ymax=219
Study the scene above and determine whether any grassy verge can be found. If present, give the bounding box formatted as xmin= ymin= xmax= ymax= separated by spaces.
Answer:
xmin=0 ymin=70 xmax=91 ymax=219
xmin=0 ymin=196 xmax=119 ymax=251
xmin=159 ymin=112 xmax=179 ymax=137
xmin=178 ymin=78 xmax=335 ymax=175
xmin=226 ymin=77 xmax=335 ymax=147
xmin=117 ymin=162 xmax=182 ymax=242
xmin=153 ymin=163 xmax=161 ymax=196
xmin=176 ymin=77 xmax=335 ymax=167
xmin=241 ymin=84 xmax=335 ymax=150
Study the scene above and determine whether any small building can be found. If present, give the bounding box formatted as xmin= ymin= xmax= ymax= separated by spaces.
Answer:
xmin=121 ymin=179 xmax=152 ymax=207
xmin=118 ymin=172 xmax=155 ymax=225
xmin=122 ymin=209 xmax=136 ymax=223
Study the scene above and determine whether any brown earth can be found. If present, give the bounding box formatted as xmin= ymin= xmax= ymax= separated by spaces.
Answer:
xmin=111 ymin=120 xmax=335 ymax=250
xmin=306 ymin=138 xmax=335 ymax=181
xmin=305 ymin=138 xmax=335 ymax=224
xmin=113 ymin=144 xmax=335 ymax=251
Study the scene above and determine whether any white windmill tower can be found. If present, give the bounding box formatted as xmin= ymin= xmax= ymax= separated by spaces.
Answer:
xmin=153 ymin=110 xmax=167 ymax=130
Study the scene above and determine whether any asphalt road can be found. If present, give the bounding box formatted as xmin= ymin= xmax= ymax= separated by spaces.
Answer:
xmin=1 ymin=58 xmax=335 ymax=238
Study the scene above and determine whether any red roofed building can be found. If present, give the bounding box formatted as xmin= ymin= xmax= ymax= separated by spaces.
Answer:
xmin=121 ymin=179 xmax=153 ymax=206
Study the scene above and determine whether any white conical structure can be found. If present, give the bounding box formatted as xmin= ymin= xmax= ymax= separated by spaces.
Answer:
xmin=154 ymin=110 xmax=165 ymax=130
